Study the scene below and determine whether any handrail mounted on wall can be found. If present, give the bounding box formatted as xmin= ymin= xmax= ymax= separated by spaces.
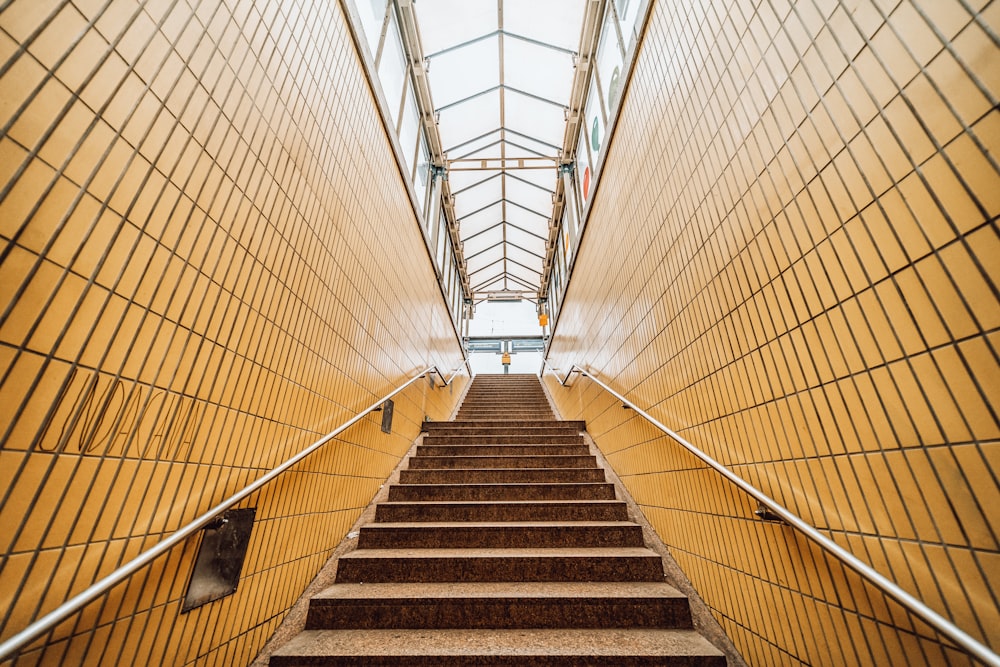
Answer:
xmin=0 ymin=365 xmax=466 ymax=662
xmin=541 ymin=361 xmax=1000 ymax=667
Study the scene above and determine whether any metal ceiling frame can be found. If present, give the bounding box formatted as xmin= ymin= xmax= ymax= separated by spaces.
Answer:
xmin=394 ymin=0 xmax=471 ymax=299
xmin=426 ymin=28 xmax=578 ymax=60
xmin=435 ymin=84 xmax=566 ymax=114
xmin=401 ymin=0 xmax=604 ymax=300
xmin=446 ymin=127 xmax=561 ymax=156
xmin=538 ymin=0 xmax=607 ymax=300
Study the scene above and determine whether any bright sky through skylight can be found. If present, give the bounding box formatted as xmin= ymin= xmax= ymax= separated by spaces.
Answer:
xmin=413 ymin=0 xmax=587 ymax=297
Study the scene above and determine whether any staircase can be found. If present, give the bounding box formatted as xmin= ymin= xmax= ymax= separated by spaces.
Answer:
xmin=270 ymin=374 xmax=726 ymax=665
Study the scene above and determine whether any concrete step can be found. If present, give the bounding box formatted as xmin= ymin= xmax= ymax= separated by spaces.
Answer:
xmin=425 ymin=420 xmax=586 ymax=431
xmin=374 ymin=500 xmax=630 ymax=522
xmin=459 ymin=401 xmax=549 ymax=408
xmin=424 ymin=430 xmax=580 ymax=439
xmin=416 ymin=444 xmax=590 ymax=457
xmin=270 ymin=628 xmax=726 ymax=665
xmin=422 ymin=435 xmax=584 ymax=446
xmin=357 ymin=522 xmax=645 ymax=549
xmin=455 ymin=413 xmax=555 ymax=420
xmin=407 ymin=454 xmax=597 ymax=469
xmin=461 ymin=401 xmax=552 ymax=414
xmin=268 ymin=375 xmax=731 ymax=667
xmin=304 ymin=581 xmax=692 ymax=629
xmin=387 ymin=482 xmax=617 ymax=502
xmin=334 ymin=547 xmax=666 ymax=583
xmin=398 ymin=468 xmax=606 ymax=484
xmin=453 ymin=410 xmax=554 ymax=414
xmin=455 ymin=413 xmax=555 ymax=418
xmin=460 ymin=400 xmax=548 ymax=403
xmin=461 ymin=395 xmax=547 ymax=400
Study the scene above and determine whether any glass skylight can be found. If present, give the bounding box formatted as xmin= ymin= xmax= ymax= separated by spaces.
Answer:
xmin=413 ymin=0 xmax=587 ymax=297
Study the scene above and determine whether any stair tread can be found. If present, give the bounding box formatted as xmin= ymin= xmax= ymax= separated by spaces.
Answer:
xmin=313 ymin=581 xmax=686 ymax=601
xmin=378 ymin=499 xmax=624 ymax=505
xmin=269 ymin=376 xmax=729 ymax=665
xmin=393 ymin=483 xmax=609 ymax=489
xmin=341 ymin=547 xmax=660 ymax=558
xmin=401 ymin=467 xmax=602 ymax=472
xmin=411 ymin=455 xmax=595 ymax=460
xmin=364 ymin=521 xmax=637 ymax=529
xmin=426 ymin=421 xmax=584 ymax=426
xmin=272 ymin=628 xmax=725 ymax=658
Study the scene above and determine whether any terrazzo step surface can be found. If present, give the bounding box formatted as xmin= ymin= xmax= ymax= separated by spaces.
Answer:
xmin=357 ymin=521 xmax=646 ymax=548
xmin=270 ymin=628 xmax=725 ymax=666
xmin=387 ymin=482 xmax=617 ymax=501
xmin=304 ymin=582 xmax=693 ymax=629
xmin=416 ymin=444 xmax=590 ymax=457
xmin=423 ymin=420 xmax=586 ymax=432
xmin=422 ymin=434 xmax=585 ymax=445
xmin=334 ymin=547 xmax=665 ymax=583
xmin=398 ymin=467 xmax=606 ymax=484
xmin=270 ymin=374 xmax=727 ymax=666
xmin=374 ymin=500 xmax=631 ymax=522
xmin=407 ymin=454 xmax=597 ymax=469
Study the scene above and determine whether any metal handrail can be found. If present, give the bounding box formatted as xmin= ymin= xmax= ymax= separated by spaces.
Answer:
xmin=541 ymin=361 xmax=1000 ymax=667
xmin=429 ymin=359 xmax=470 ymax=387
xmin=0 ymin=364 xmax=467 ymax=661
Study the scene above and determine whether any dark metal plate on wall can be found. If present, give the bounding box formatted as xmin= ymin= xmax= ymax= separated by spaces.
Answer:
xmin=182 ymin=507 xmax=256 ymax=612
xmin=381 ymin=399 xmax=394 ymax=433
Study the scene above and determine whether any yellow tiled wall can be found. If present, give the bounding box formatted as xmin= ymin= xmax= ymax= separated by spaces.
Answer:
xmin=0 ymin=0 xmax=467 ymax=665
xmin=546 ymin=0 xmax=998 ymax=664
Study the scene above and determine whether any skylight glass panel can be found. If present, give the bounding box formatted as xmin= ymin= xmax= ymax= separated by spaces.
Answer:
xmin=459 ymin=204 xmax=503 ymax=238
xmin=502 ymin=0 xmax=585 ymax=52
xmin=414 ymin=127 xmax=430 ymax=217
xmin=576 ymin=128 xmax=592 ymax=200
xmin=356 ymin=0 xmax=388 ymax=60
xmin=506 ymin=264 xmax=541 ymax=288
xmin=463 ymin=225 xmax=504 ymax=253
xmin=451 ymin=171 xmax=501 ymax=196
xmin=596 ymin=8 xmax=625 ymax=116
xmin=474 ymin=275 xmax=506 ymax=292
xmin=504 ymin=130 xmax=561 ymax=155
xmin=503 ymin=38 xmax=574 ymax=104
xmin=505 ymin=176 xmax=553 ymax=213
xmin=415 ymin=0 xmax=497 ymax=55
xmin=428 ymin=38 xmax=500 ymax=109
xmin=399 ymin=81 xmax=420 ymax=177
xmin=454 ymin=180 xmax=503 ymax=218
xmin=507 ymin=244 xmax=543 ymax=271
xmin=466 ymin=246 xmax=504 ymax=271
xmin=583 ymin=74 xmax=605 ymax=161
xmin=504 ymin=93 xmax=565 ymax=146
xmin=615 ymin=0 xmax=643 ymax=50
xmin=436 ymin=89 xmax=502 ymax=150
xmin=449 ymin=169 xmax=501 ymax=194
xmin=511 ymin=165 xmax=557 ymax=189
xmin=378 ymin=11 xmax=407 ymax=127
xmin=506 ymin=197 xmax=549 ymax=223
xmin=463 ymin=234 xmax=502 ymax=259
xmin=403 ymin=0 xmax=600 ymax=299
xmin=455 ymin=142 xmax=504 ymax=162
xmin=447 ymin=130 xmax=502 ymax=157
xmin=503 ymin=142 xmax=550 ymax=160
xmin=506 ymin=225 xmax=547 ymax=256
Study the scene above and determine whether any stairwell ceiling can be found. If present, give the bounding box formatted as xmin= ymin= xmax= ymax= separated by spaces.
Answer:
xmin=412 ymin=0 xmax=587 ymax=299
